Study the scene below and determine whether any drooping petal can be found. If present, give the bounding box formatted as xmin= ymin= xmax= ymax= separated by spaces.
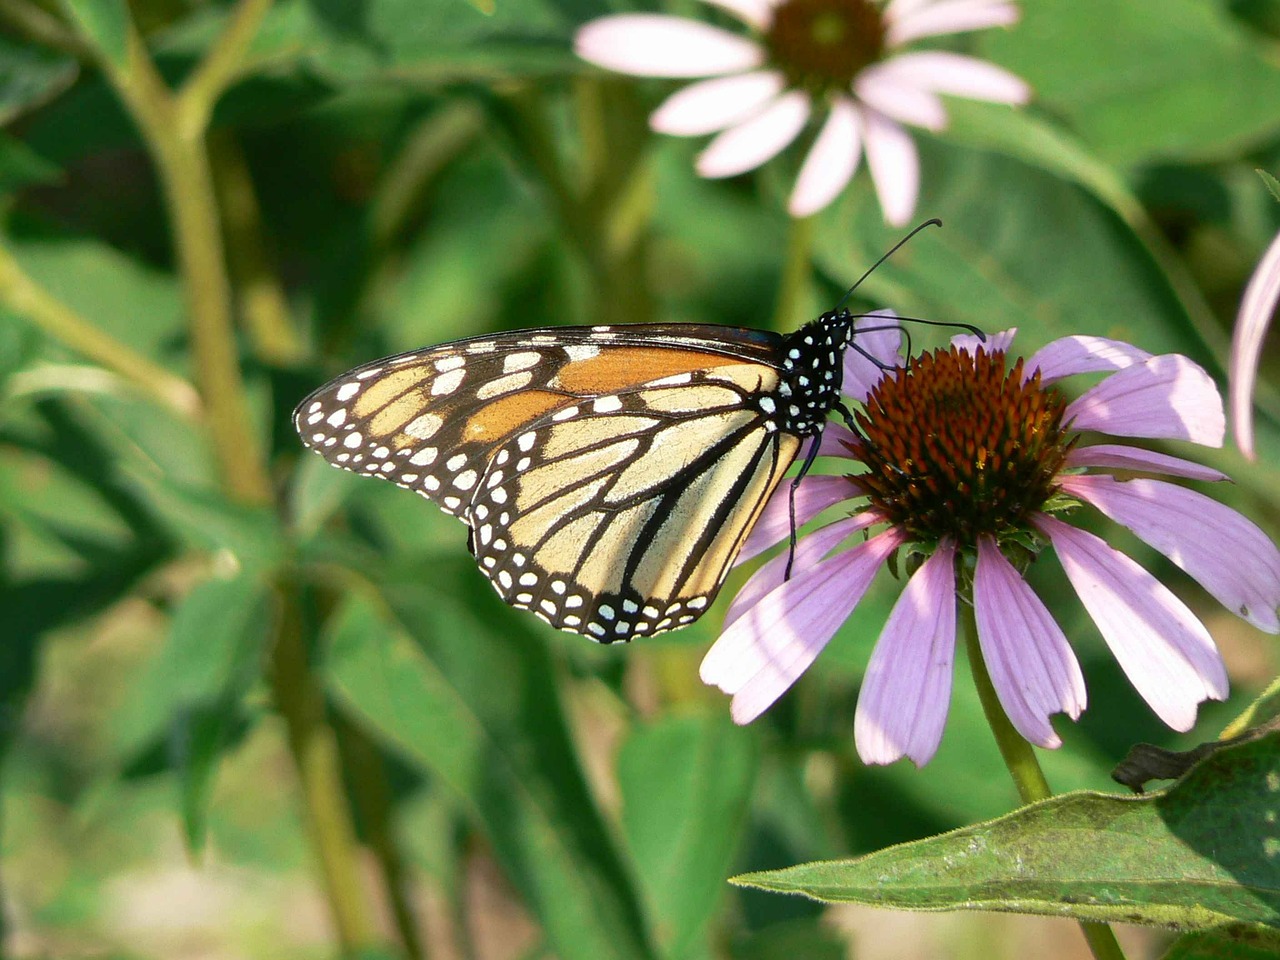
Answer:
xmin=1036 ymin=515 xmax=1228 ymax=731
xmin=973 ymin=538 xmax=1086 ymax=748
xmin=952 ymin=327 xmax=1016 ymax=356
xmin=724 ymin=512 xmax=882 ymax=626
xmin=736 ymin=474 xmax=855 ymax=565
xmin=789 ymin=98 xmax=862 ymax=218
xmin=887 ymin=0 xmax=1020 ymax=45
xmin=702 ymin=529 xmax=905 ymax=723
xmin=696 ymin=90 xmax=810 ymax=178
xmin=1064 ymin=354 xmax=1225 ymax=446
xmin=1060 ymin=474 xmax=1280 ymax=633
xmin=855 ymin=65 xmax=949 ymax=131
xmin=816 ymin=420 xmax=861 ymax=456
xmin=867 ymin=52 xmax=1029 ymax=105
xmin=1026 ymin=335 xmax=1152 ymax=383
xmin=1064 ymin=444 xmax=1229 ymax=483
xmin=574 ymin=15 xmax=765 ymax=78
xmin=855 ymin=542 xmax=957 ymax=766
xmin=1230 ymin=229 xmax=1280 ymax=460
xmin=844 ymin=311 xmax=904 ymax=401
xmin=652 ymin=71 xmax=785 ymax=136
xmin=862 ymin=109 xmax=919 ymax=227
xmin=700 ymin=0 xmax=775 ymax=31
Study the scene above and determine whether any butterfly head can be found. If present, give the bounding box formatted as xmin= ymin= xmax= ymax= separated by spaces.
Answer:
xmin=773 ymin=309 xmax=855 ymax=437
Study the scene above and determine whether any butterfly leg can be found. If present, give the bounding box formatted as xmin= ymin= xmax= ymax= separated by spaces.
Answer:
xmin=784 ymin=431 xmax=825 ymax=580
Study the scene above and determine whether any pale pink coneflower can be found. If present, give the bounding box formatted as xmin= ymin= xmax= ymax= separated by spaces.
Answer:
xmin=1230 ymin=228 xmax=1280 ymax=460
xmin=574 ymin=0 xmax=1029 ymax=223
xmin=701 ymin=321 xmax=1280 ymax=765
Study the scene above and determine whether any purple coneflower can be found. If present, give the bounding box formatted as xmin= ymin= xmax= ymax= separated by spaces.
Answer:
xmin=702 ymin=322 xmax=1280 ymax=765
xmin=574 ymin=0 xmax=1029 ymax=223
xmin=1230 ymin=227 xmax=1280 ymax=460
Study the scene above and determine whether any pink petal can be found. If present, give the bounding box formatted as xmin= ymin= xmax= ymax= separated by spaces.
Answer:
xmin=1060 ymin=474 xmax=1280 ymax=633
xmin=855 ymin=66 xmax=949 ymax=131
xmin=700 ymin=0 xmax=775 ymax=31
xmin=1231 ymin=229 xmax=1280 ymax=460
xmin=701 ymin=529 xmax=905 ymax=723
xmin=952 ymin=327 xmax=1016 ymax=356
xmin=869 ymin=52 xmax=1029 ymax=105
xmin=816 ymin=420 xmax=861 ymax=456
xmin=1063 ymin=444 xmax=1229 ymax=483
xmin=652 ymin=71 xmax=785 ymax=136
xmin=788 ymin=98 xmax=862 ymax=218
xmin=862 ymin=109 xmax=919 ymax=227
xmin=1064 ymin=354 xmax=1225 ymax=446
xmin=736 ymin=474 xmax=855 ymax=565
xmin=844 ymin=311 xmax=904 ymax=401
xmin=725 ymin=512 xmax=881 ymax=626
xmin=887 ymin=0 xmax=1020 ymax=46
xmin=1036 ymin=515 xmax=1228 ymax=731
xmin=854 ymin=542 xmax=957 ymax=766
xmin=1026 ymin=336 xmax=1152 ymax=384
xmin=696 ymin=90 xmax=810 ymax=178
xmin=973 ymin=538 xmax=1086 ymax=749
xmin=574 ymin=15 xmax=764 ymax=78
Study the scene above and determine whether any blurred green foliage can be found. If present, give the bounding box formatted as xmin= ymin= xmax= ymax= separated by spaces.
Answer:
xmin=1 ymin=0 xmax=1279 ymax=958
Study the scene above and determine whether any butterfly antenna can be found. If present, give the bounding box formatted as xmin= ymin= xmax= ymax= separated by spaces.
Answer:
xmin=834 ymin=218 xmax=942 ymax=313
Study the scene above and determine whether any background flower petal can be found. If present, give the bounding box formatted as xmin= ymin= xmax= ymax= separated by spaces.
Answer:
xmin=724 ymin=513 xmax=881 ymax=626
xmin=1026 ymin=335 xmax=1152 ymax=382
xmin=696 ymin=90 xmax=810 ymax=178
xmin=1036 ymin=516 xmax=1228 ymax=731
xmin=789 ymin=98 xmax=862 ymax=218
xmin=869 ymin=52 xmax=1029 ymax=105
xmin=974 ymin=538 xmax=1085 ymax=748
xmin=702 ymin=530 xmax=905 ymax=723
xmin=855 ymin=67 xmax=949 ymax=131
xmin=652 ymin=71 xmax=785 ymax=136
xmin=887 ymin=0 xmax=1020 ymax=45
xmin=1230 ymin=229 xmax=1280 ymax=460
xmin=862 ymin=110 xmax=919 ymax=227
xmin=737 ymin=474 xmax=855 ymax=564
xmin=855 ymin=543 xmax=957 ymax=766
xmin=1061 ymin=474 xmax=1280 ymax=633
xmin=575 ymin=15 xmax=764 ymax=78
xmin=1064 ymin=444 xmax=1229 ymax=482
xmin=1064 ymin=353 xmax=1225 ymax=446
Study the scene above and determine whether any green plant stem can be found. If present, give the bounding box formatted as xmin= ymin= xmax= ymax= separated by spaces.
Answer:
xmin=0 ymin=0 xmax=89 ymax=56
xmin=773 ymin=214 xmax=814 ymax=332
xmin=209 ymin=132 xmax=303 ymax=365
xmin=272 ymin=588 xmax=378 ymax=952
xmin=961 ymin=603 xmax=1128 ymax=960
xmin=0 ymin=245 xmax=202 ymax=416
xmin=66 ymin=4 xmax=381 ymax=951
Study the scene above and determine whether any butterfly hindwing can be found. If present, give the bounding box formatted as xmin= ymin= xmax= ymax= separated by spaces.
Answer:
xmin=467 ymin=365 xmax=803 ymax=640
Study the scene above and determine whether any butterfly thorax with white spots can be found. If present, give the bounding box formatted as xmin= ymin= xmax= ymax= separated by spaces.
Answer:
xmin=767 ymin=309 xmax=854 ymax=436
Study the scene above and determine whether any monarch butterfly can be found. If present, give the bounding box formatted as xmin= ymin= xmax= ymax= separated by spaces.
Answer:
xmin=295 ymin=224 xmax=948 ymax=641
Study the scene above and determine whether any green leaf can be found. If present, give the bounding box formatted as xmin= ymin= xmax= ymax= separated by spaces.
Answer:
xmin=1161 ymin=925 xmax=1280 ymax=960
xmin=733 ymin=733 xmax=1280 ymax=930
xmin=112 ymin=574 xmax=273 ymax=850
xmin=617 ymin=713 xmax=757 ymax=960
xmin=1222 ymin=676 xmax=1280 ymax=740
xmin=817 ymin=139 xmax=1209 ymax=364
xmin=0 ymin=36 xmax=77 ymax=125
xmin=60 ymin=0 xmax=131 ymax=71
xmin=1258 ymin=171 xmax=1280 ymax=206
xmin=323 ymin=572 xmax=657 ymax=960
xmin=980 ymin=0 xmax=1280 ymax=168
xmin=0 ymin=134 xmax=61 ymax=194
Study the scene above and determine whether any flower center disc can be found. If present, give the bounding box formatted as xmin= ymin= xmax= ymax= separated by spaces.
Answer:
xmin=765 ymin=0 xmax=886 ymax=94
xmin=853 ymin=348 xmax=1073 ymax=547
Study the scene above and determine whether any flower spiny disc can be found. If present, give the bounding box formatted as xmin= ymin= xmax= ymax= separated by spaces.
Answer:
xmin=764 ymin=0 xmax=886 ymax=96
xmin=852 ymin=347 xmax=1073 ymax=548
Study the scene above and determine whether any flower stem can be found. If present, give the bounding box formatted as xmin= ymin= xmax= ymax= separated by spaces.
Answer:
xmin=960 ymin=603 xmax=1127 ymax=960
xmin=773 ymin=214 xmax=814 ymax=332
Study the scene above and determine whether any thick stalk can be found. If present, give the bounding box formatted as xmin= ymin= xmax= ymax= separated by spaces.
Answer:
xmin=773 ymin=214 xmax=814 ymax=332
xmin=961 ymin=603 xmax=1127 ymax=960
